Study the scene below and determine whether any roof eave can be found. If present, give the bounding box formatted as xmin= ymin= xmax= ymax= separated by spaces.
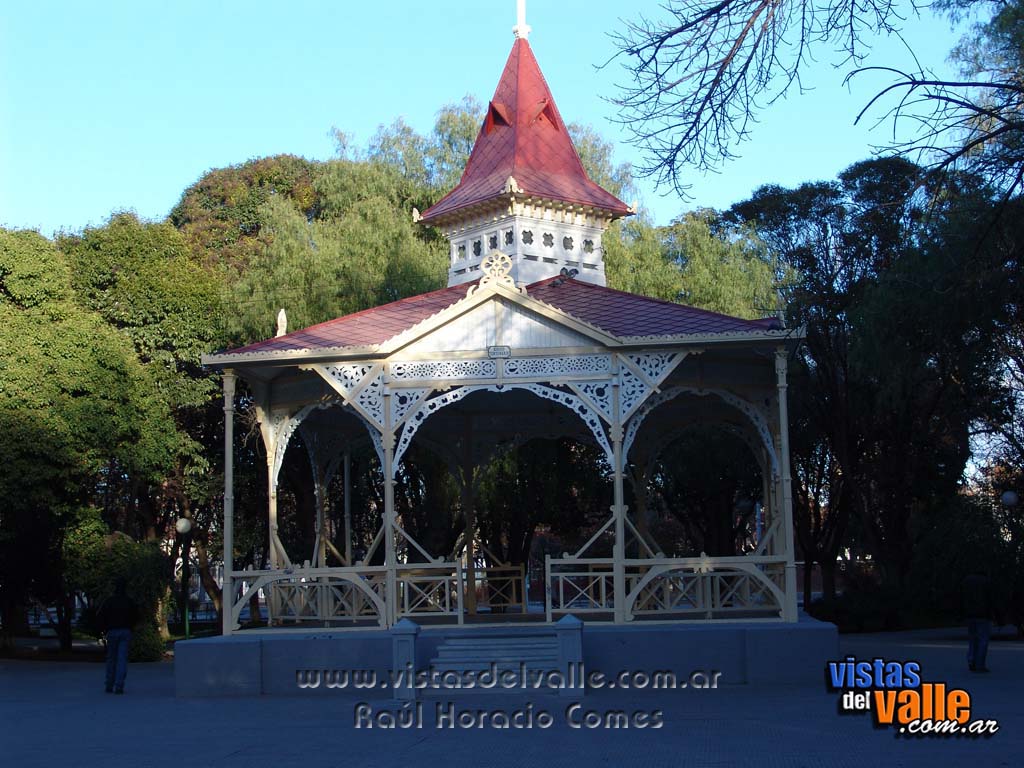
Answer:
xmin=420 ymin=192 xmax=632 ymax=229
xmin=200 ymin=325 xmax=804 ymax=370
xmin=201 ymin=345 xmax=385 ymax=368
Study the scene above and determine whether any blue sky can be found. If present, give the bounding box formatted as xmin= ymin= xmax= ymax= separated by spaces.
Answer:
xmin=1 ymin=1 xmax=967 ymax=236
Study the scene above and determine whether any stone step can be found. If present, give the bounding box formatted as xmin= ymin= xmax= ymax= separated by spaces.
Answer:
xmin=440 ymin=637 xmax=555 ymax=646
xmin=428 ymin=660 xmax=559 ymax=673
xmin=436 ymin=642 xmax=556 ymax=653
xmin=428 ymin=632 xmax=560 ymax=678
xmin=435 ymin=648 xmax=556 ymax=660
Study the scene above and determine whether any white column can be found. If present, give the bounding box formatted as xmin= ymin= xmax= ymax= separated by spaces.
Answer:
xmin=383 ymin=393 xmax=398 ymax=626
xmin=611 ymin=359 xmax=627 ymax=623
xmin=267 ymin=455 xmax=280 ymax=570
xmin=462 ymin=418 xmax=477 ymax=616
xmin=775 ymin=348 xmax=799 ymax=622
xmin=463 ymin=482 xmax=477 ymax=616
xmin=221 ymin=370 xmax=236 ymax=636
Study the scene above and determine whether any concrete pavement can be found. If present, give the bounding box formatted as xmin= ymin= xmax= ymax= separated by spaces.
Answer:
xmin=1 ymin=626 xmax=1020 ymax=767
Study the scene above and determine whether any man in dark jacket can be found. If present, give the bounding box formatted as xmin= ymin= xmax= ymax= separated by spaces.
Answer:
xmin=97 ymin=578 xmax=139 ymax=693
xmin=963 ymin=572 xmax=993 ymax=673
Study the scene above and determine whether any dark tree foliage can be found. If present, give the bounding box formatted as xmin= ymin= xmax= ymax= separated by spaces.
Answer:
xmin=649 ymin=427 xmax=763 ymax=557
xmin=729 ymin=157 xmax=1015 ymax=593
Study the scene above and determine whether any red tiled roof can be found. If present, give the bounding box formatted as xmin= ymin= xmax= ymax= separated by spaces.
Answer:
xmin=420 ymin=39 xmax=631 ymax=224
xmin=218 ymin=279 xmax=780 ymax=358
xmin=225 ymin=284 xmax=470 ymax=355
xmin=527 ymin=277 xmax=781 ymax=337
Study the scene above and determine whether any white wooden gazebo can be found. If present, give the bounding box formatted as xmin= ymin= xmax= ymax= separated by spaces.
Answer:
xmin=202 ymin=13 xmax=802 ymax=635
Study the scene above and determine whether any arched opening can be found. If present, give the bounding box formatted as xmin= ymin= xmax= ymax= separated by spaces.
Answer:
xmin=621 ymin=389 xmax=787 ymax=620
xmin=640 ymin=424 xmax=765 ymax=557
xmin=272 ymin=403 xmax=383 ymax=569
xmin=259 ymin=403 xmax=388 ymax=628
xmin=394 ymin=385 xmax=614 ymax=622
xmin=626 ymin=387 xmax=779 ymax=559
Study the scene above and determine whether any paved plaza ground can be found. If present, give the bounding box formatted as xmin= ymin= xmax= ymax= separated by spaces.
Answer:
xmin=1 ymin=626 xmax=1020 ymax=767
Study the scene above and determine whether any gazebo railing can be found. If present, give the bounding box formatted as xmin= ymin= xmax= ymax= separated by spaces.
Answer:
xmin=231 ymin=555 xmax=786 ymax=629
xmin=232 ymin=566 xmax=389 ymax=628
xmin=545 ymin=557 xmax=616 ymax=621
xmin=624 ymin=556 xmax=787 ymax=620
xmin=544 ymin=554 xmax=788 ymax=622
xmin=396 ymin=562 xmax=464 ymax=623
xmin=473 ymin=564 xmax=528 ymax=613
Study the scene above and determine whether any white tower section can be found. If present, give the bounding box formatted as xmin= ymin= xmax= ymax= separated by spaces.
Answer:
xmin=443 ymin=192 xmax=615 ymax=288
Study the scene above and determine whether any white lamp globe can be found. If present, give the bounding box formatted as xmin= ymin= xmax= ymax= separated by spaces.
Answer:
xmin=175 ymin=518 xmax=193 ymax=535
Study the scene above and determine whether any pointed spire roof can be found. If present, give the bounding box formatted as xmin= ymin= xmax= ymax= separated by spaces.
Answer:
xmin=420 ymin=38 xmax=631 ymax=225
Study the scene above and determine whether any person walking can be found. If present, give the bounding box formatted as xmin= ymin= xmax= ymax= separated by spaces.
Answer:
xmin=97 ymin=578 xmax=139 ymax=694
xmin=963 ymin=571 xmax=993 ymax=673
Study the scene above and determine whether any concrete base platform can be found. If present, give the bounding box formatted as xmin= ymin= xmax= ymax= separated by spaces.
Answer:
xmin=175 ymin=613 xmax=837 ymax=697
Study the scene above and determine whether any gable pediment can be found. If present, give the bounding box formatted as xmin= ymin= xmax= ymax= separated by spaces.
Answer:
xmin=393 ymin=295 xmax=601 ymax=356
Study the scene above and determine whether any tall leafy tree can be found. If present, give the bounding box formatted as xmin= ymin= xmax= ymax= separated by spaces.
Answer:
xmin=0 ymin=229 xmax=176 ymax=648
xmin=665 ymin=210 xmax=781 ymax=319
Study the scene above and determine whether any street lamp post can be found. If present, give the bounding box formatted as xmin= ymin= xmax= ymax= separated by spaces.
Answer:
xmin=175 ymin=517 xmax=193 ymax=640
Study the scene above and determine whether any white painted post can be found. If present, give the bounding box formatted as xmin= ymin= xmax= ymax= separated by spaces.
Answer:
xmin=267 ymin=454 xmax=280 ymax=570
xmin=314 ymin=471 xmax=326 ymax=568
xmin=775 ymin=348 xmax=799 ymax=622
xmin=221 ymin=370 xmax=236 ymax=636
xmin=611 ymin=358 xmax=627 ymax=623
xmin=554 ymin=614 xmax=583 ymax=698
xmin=461 ymin=419 xmax=477 ymax=616
xmin=391 ymin=618 xmax=420 ymax=702
xmin=545 ymin=554 xmax=552 ymax=624
xmin=383 ymin=393 xmax=397 ymax=627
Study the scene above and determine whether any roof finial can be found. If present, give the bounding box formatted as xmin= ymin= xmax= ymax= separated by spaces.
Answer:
xmin=512 ymin=0 xmax=531 ymax=40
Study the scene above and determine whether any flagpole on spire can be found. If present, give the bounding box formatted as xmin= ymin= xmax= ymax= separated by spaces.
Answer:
xmin=512 ymin=0 xmax=531 ymax=40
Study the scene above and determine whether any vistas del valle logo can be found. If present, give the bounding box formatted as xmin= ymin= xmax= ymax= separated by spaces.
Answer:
xmin=826 ymin=657 xmax=999 ymax=737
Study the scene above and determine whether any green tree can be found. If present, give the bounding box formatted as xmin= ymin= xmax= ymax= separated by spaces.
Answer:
xmin=63 ymin=508 xmax=167 ymax=661
xmin=604 ymin=215 xmax=685 ymax=301
xmin=664 ymin=210 xmax=780 ymax=319
xmin=0 ymin=229 xmax=176 ymax=648
xmin=170 ymin=155 xmax=319 ymax=271
xmin=226 ymin=175 xmax=447 ymax=345
xmin=364 ymin=96 xmax=484 ymax=199
xmin=59 ymin=213 xmax=231 ymax=629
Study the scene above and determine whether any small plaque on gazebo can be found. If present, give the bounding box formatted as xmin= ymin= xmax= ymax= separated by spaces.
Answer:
xmin=487 ymin=345 xmax=511 ymax=359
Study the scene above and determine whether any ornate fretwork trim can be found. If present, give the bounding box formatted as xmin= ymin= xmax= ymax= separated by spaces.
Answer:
xmin=617 ymin=352 xmax=686 ymax=422
xmin=392 ymin=383 xmax=614 ymax=471
xmin=390 ymin=387 xmax=431 ymax=428
xmin=391 ymin=359 xmax=497 ymax=381
xmin=466 ymin=251 xmax=524 ymax=296
xmin=271 ymin=399 xmax=384 ymax=487
xmin=623 ymin=386 xmax=779 ymax=478
xmin=504 ymin=354 xmax=611 ymax=378
xmin=310 ymin=363 xmax=386 ymax=432
xmin=568 ymin=381 xmax=614 ymax=424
